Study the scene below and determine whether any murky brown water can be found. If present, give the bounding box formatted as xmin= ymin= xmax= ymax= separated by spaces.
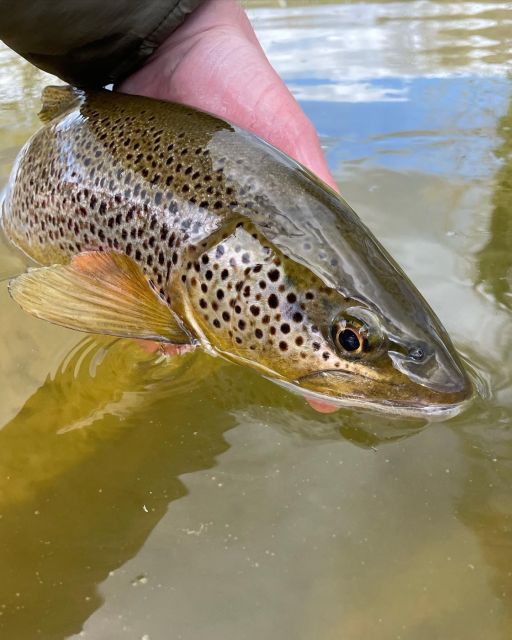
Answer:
xmin=0 ymin=1 xmax=511 ymax=638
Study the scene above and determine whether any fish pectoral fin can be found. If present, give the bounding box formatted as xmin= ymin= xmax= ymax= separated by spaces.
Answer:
xmin=8 ymin=251 xmax=191 ymax=344
xmin=38 ymin=85 xmax=81 ymax=122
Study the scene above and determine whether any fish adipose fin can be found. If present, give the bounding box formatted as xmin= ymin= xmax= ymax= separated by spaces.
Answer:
xmin=38 ymin=85 xmax=81 ymax=123
xmin=8 ymin=251 xmax=191 ymax=344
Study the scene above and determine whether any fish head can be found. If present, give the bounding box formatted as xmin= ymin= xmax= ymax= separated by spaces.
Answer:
xmin=181 ymin=219 xmax=472 ymax=419
xmin=278 ymin=185 xmax=474 ymax=418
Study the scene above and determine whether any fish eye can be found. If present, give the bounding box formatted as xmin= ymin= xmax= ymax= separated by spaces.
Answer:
xmin=331 ymin=306 xmax=385 ymax=358
xmin=335 ymin=326 xmax=364 ymax=354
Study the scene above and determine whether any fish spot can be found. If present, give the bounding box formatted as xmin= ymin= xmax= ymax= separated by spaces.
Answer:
xmin=255 ymin=328 xmax=263 ymax=339
xmin=293 ymin=312 xmax=303 ymax=323
xmin=268 ymin=294 xmax=279 ymax=309
xmin=280 ymin=323 xmax=290 ymax=334
xmin=268 ymin=269 xmax=279 ymax=282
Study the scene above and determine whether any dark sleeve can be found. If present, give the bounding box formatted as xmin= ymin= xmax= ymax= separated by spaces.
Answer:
xmin=0 ymin=0 xmax=205 ymax=88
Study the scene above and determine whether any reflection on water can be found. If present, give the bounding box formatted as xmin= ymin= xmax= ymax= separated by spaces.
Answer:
xmin=0 ymin=1 xmax=511 ymax=639
xmin=476 ymin=101 xmax=512 ymax=309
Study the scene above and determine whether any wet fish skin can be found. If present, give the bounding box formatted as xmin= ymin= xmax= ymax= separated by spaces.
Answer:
xmin=2 ymin=86 xmax=472 ymax=416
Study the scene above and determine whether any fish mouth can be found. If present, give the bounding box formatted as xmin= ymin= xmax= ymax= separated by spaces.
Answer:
xmin=292 ymin=367 xmax=474 ymax=420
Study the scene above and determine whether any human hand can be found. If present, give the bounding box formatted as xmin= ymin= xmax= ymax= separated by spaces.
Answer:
xmin=119 ymin=0 xmax=337 ymax=192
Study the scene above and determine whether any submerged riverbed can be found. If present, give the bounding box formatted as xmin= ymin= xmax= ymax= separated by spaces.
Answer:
xmin=0 ymin=1 xmax=511 ymax=638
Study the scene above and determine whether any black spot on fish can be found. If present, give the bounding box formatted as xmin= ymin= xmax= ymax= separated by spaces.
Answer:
xmin=268 ymin=269 xmax=279 ymax=282
xmin=268 ymin=294 xmax=279 ymax=309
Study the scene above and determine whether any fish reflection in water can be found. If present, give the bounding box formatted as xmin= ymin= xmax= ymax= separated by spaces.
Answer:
xmin=0 ymin=337 xmax=229 ymax=637
xmin=0 ymin=333 xmax=429 ymax=637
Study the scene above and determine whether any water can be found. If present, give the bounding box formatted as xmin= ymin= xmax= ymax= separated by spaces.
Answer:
xmin=0 ymin=1 xmax=511 ymax=638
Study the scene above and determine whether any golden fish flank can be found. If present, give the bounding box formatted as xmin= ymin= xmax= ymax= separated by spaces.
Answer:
xmin=2 ymin=85 xmax=472 ymax=417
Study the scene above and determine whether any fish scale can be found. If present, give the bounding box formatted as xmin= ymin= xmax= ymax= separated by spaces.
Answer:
xmin=1 ymin=85 xmax=472 ymax=416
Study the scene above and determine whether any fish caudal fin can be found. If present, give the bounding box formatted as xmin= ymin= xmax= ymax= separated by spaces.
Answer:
xmin=8 ymin=251 xmax=191 ymax=344
xmin=38 ymin=85 xmax=81 ymax=122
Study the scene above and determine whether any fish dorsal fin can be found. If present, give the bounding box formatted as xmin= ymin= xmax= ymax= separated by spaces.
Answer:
xmin=8 ymin=251 xmax=191 ymax=344
xmin=38 ymin=85 xmax=81 ymax=122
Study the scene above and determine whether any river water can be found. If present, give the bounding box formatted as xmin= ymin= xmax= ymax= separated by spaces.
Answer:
xmin=0 ymin=1 xmax=511 ymax=638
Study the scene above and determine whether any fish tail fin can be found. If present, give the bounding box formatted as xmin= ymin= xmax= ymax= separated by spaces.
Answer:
xmin=39 ymin=85 xmax=81 ymax=122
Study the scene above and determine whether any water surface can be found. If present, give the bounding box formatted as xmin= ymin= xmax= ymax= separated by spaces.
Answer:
xmin=0 ymin=1 xmax=511 ymax=638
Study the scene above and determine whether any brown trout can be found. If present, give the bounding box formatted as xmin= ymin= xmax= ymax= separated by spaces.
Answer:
xmin=2 ymin=85 xmax=472 ymax=417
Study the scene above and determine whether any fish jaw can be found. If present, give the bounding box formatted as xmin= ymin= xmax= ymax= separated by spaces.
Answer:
xmin=292 ymin=363 xmax=473 ymax=419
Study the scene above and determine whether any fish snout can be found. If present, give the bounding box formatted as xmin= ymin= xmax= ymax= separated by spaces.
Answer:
xmin=388 ymin=344 xmax=472 ymax=400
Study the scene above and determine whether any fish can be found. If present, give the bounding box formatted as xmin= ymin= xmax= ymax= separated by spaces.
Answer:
xmin=1 ymin=85 xmax=472 ymax=418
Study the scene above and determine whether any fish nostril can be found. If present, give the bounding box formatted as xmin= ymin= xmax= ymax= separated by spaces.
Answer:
xmin=409 ymin=346 xmax=426 ymax=362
